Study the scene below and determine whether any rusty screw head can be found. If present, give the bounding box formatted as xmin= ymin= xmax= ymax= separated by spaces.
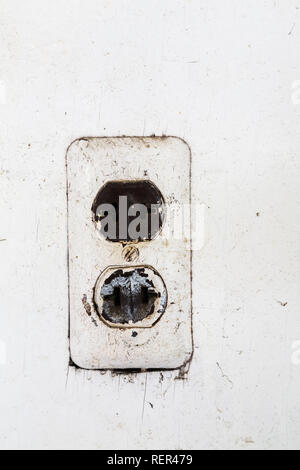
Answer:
xmin=122 ymin=245 xmax=139 ymax=262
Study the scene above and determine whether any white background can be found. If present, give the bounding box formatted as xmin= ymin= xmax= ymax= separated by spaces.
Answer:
xmin=0 ymin=0 xmax=300 ymax=450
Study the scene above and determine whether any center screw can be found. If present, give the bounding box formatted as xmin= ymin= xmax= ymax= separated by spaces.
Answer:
xmin=122 ymin=245 xmax=139 ymax=262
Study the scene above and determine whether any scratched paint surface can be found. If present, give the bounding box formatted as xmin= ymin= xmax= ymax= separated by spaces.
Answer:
xmin=1 ymin=0 xmax=300 ymax=450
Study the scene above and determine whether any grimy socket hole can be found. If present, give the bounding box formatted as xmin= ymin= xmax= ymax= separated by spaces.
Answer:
xmin=91 ymin=180 xmax=165 ymax=243
xmin=100 ymin=268 xmax=161 ymax=324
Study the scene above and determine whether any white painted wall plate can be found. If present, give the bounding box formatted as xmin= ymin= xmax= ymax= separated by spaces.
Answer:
xmin=66 ymin=136 xmax=193 ymax=370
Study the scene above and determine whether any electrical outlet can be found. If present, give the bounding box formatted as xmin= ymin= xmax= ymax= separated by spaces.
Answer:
xmin=66 ymin=136 xmax=193 ymax=371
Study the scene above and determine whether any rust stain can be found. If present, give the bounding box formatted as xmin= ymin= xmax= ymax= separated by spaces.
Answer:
xmin=82 ymin=294 xmax=92 ymax=316
xmin=277 ymin=300 xmax=288 ymax=307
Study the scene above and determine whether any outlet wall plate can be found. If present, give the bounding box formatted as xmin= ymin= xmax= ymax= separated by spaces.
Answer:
xmin=66 ymin=136 xmax=193 ymax=371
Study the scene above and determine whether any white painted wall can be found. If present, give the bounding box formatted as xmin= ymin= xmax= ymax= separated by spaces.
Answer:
xmin=1 ymin=0 xmax=300 ymax=450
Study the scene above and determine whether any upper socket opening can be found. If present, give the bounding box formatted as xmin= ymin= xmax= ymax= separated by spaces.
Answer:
xmin=91 ymin=180 xmax=165 ymax=243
